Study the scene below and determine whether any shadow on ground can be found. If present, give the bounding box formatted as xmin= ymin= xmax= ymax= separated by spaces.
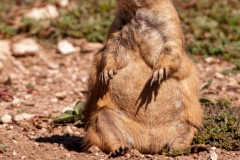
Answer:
xmin=35 ymin=134 xmax=84 ymax=152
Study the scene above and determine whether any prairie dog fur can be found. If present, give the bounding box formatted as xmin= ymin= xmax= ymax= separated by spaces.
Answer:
xmin=83 ymin=0 xmax=203 ymax=157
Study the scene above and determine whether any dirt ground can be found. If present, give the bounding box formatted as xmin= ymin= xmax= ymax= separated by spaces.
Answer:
xmin=0 ymin=39 xmax=240 ymax=160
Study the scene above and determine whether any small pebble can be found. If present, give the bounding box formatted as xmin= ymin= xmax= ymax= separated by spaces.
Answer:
xmin=125 ymin=153 xmax=131 ymax=158
xmin=221 ymin=87 xmax=226 ymax=91
xmin=42 ymin=111 xmax=50 ymax=117
xmin=55 ymin=91 xmax=67 ymax=99
xmin=47 ymin=69 xmax=59 ymax=76
xmin=24 ymin=5 xmax=59 ymax=20
xmin=0 ymin=124 xmax=8 ymax=128
xmin=12 ymin=140 xmax=18 ymax=144
xmin=7 ymin=125 xmax=14 ymax=130
xmin=1 ymin=114 xmax=12 ymax=124
xmin=66 ymin=126 xmax=73 ymax=134
xmin=71 ymin=126 xmax=78 ymax=131
xmin=215 ymin=72 xmax=224 ymax=79
xmin=34 ymin=143 xmax=39 ymax=146
xmin=204 ymin=57 xmax=215 ymax=64
xmin=57 ymin=0 xmax=69 ymax=8
xmin=22 ymin=113 xmax=35 ymax=121
xmin=36 ymin=123 xmax=48 ymax=129
xmin=57 ymin=40 xmax=80 ymax=55
xmin=13 ymin=150 xmax=17 ymax=156
xmin=51 ymin=98 xmax=58 ymax=103
xmin=28 ymin=135 xmax=36 ymax=140
xmin=47 ymin=78 xmax=53 ymax=83
xmin=24 ymin=94 xmax=32 ymax=100
xmin=12 ymin=98 xmax=21 ymax=107
xmin=12 ymin=38 xmax=39 ymax=56
xmin=48 ymin=62 xmax=59 ymax=69
xmin=14 ymin=114 xmax=24 ymax=122
xmin=65 ymin=153 xmax=71 ymax=158
xmin=208 ymin=147 xmax=218 ymax=160
xmin=145 ymin=154 xmax=153 ymax=158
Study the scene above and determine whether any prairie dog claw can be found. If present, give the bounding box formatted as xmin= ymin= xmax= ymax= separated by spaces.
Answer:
xmin=150 ymin=68 xmax=169 ymax=86
xmin=100 ymin=69 xmax=117 ymax=84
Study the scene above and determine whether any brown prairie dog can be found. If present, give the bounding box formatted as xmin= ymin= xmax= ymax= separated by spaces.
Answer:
xmin=83 ymin=0 xmax=203 ymax=157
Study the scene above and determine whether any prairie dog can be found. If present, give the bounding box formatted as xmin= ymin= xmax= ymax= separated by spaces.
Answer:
xmin=83 ymin=0 xmax=203 ymax=157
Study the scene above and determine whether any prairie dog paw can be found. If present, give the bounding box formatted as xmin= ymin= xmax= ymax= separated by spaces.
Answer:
xmin=109 ymin=146 xmax=129 ymax=157
xmin=150 ymin=68 xmax=169 ymax=86
xmin=99 ymin=68 xmax=117 ymax=84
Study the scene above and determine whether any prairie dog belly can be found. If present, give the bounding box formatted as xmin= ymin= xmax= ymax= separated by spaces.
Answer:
xmin=110 ymin=58 xmax=183 ymax=126
xmin=110 ymin=59 xmax=151 ymax=110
